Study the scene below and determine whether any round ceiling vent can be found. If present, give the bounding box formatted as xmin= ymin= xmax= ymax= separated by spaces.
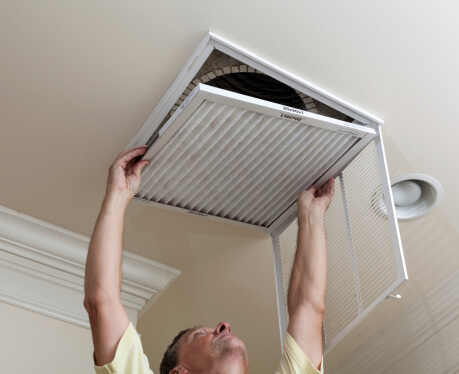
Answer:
xmin=372 ymin=174 xmax=443 ymax=221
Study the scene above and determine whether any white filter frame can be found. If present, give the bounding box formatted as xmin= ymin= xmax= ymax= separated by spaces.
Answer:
xmin=134 ymin=84 xmax=376 ymax=234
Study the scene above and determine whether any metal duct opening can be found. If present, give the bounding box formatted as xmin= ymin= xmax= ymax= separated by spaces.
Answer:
xmin=170 ymin=57 xmax=318 ymax=117
xmin=145 ymin=49 xmax=356 ymax=149
xmin=205 ymin=72 xmax=306 ymax=110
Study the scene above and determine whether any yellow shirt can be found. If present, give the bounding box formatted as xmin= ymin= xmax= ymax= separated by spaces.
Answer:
xmin=93 ymin=322 xmax=323 ymax=373
xmin=276 ymin=331 xmax=323 ymax=374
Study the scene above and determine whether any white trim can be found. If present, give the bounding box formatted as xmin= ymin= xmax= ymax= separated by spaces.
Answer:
xmin=0 ymin=289 xmax=90 ymax=328
xmin=0 ymin=206 xmax=180 ymax=328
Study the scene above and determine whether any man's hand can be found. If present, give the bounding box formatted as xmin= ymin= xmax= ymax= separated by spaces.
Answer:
xmin=297 ymin=178 xmax=335 ymax=224
xmin=106 ymin=145 xmax=149 ymax=204
xmin=107 ymin=146 xmax=149 ymax=196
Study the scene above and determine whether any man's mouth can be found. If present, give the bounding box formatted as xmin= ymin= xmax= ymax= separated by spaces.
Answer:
xmin=216 ymin=331 xmax=233 ymax=340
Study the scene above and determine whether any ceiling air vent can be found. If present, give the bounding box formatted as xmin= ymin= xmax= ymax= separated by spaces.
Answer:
xmin=128 ymin=32 xmax=407 ymax=352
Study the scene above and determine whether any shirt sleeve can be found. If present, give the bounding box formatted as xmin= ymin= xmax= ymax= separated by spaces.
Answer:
xmin=93 ymin=322 xmax=154 ymax=374
xmin=275 ymin=332 xmax=324 ymax=374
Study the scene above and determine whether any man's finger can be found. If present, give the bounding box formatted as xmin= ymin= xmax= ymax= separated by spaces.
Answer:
xmin=329 ymin=178 xmax=335 ymax=196
xmin=315 ymin=178 xmax=330 ymax=198
xmin=132 ymin=160 xmax=149 ymax=177
xmin=326 ymin=178 xmax=335 ymax=196
xmin=116 ymin=145 xmax=147 ymax=160
xmin=116 ymin=145 xmax=146 ymax=159
xmin=125 ymin=157 xmax=136 ymax=175
xmin=318 ymin=178 xmax=335 ymax=199
xmin=114 ymin=146 xmax=147 ymax=166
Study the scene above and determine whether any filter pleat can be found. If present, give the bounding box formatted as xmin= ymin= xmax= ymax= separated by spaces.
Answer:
xmin=196 ymin=119 xmax=302 ymax=214
xmin=263 ymin=137 xmax=357 ymax=226
xmin=214 ymin=126 xmax=321 ymax=219
xmin=138 ymin=101 xmax=218 ymax=198
xmin=206 ymin=121 xmax=303 ymax=215
xmin=147 ymin=104 xmax=234 ymax=201
xmin=227 ymin=126 xmax=325 ymax=221
xmin=241 ymin=130 xmax=338 ymax=223
xmin=243 ymin=132 xmax=345 ymax=225
xmin=177 ymin=111 xmax=268 ymax=208
xmin=157 ymin=106 xmax=242 ymax=204
xmin=256 ymin=135 xmax=356 ymax=226
xmin=190 ymin=114 xmax=281 ymax=212
xmin=170 ymin=111 xmax=262 ymax=209
xmin=187 ymin=119 xmax=282 ymax=209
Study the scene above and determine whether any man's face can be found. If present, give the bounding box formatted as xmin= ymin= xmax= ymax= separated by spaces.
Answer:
xmin=174 ymin=321 xmax=249 ymax=373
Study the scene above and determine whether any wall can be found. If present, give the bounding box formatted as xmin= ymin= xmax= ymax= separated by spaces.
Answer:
xmin=129 ymin=203 xmax=282 ymax=373
xmin=0 ymin=302 xmax=94 ymax=374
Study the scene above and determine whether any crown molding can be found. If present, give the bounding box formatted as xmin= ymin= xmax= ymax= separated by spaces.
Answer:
xmin=0 ymin=205 xmax=180 ymax=328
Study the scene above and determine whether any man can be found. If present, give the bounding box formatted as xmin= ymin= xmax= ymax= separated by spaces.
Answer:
xmin=84 ymin=145 xmax=335 ymax=373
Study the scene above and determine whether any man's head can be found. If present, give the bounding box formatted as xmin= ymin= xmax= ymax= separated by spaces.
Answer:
xmin=160 ymin=321 xmax=249 ymax=374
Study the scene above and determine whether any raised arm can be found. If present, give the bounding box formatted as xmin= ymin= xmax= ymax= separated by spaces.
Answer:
xmin=83 ymin=146 xmax=149 ymax=366
xmin=286 ymin=178 xmax=335 ymax=370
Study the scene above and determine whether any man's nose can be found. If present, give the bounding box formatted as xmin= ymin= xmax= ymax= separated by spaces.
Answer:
xmin=214 ymin=321 xmax=232 ymax=334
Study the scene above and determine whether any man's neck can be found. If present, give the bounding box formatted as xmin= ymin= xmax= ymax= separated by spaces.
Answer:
xmin=208 ymin=355 xmax=248 ymax=374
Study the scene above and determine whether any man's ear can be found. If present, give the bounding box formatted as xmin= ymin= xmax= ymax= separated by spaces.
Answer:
xmin=170 ymin=365 xmax=191 ymax=374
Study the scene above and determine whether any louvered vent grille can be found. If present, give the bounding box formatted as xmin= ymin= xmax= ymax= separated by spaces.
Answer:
xmin=136 ymin=85 xmax=374 ymax=230
xmin=274 ymin=141 xmax=404 ymax=351
xmin=341 ymin=142 xmax=398 ymax=309
xmin=323 ymin=178 xmax=360 ymax=344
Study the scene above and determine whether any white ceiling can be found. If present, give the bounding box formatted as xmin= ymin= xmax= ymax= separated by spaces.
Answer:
xmin=1 ymin=1 xmax=458 ymax=372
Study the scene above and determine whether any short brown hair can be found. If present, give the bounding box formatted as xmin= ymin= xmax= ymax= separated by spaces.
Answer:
xmin=159 ymin=328 xmax=191 ymax=374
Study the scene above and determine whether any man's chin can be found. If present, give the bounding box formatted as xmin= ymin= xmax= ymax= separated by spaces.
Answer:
xmin=216 ymin=337 xmax=248 ymax=362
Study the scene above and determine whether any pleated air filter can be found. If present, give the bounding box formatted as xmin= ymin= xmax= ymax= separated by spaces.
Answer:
xmin=129 ymin=32 xmax=407 ymax=353
xmin=135 ymin=84 xmax=376 ymax=233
